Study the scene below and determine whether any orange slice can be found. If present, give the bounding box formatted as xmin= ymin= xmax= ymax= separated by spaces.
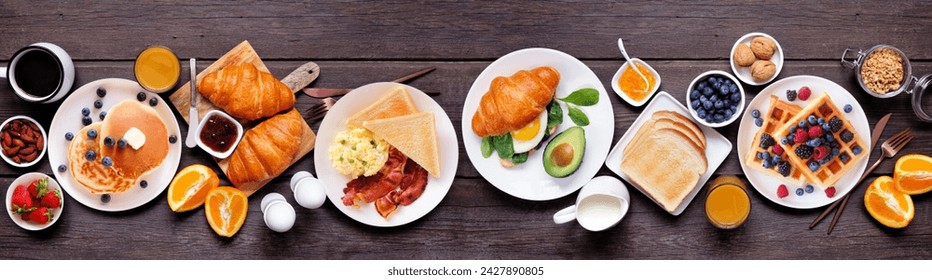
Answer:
xmin=864 ymin=176 xmax=914 ymax=229
xmin=205 ymin=187 xmax=248 ymax=237
xmin=894 ymin=154 xmax=932 ymax=195
xmin=167 ymin=164 xmax=220 ymax=212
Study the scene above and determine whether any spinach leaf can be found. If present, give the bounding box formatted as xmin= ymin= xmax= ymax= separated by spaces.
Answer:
xmin=559 ymin=88 xmax=600 ymax=106
xmin=491 ymin=134 xmax=514 ymax=159
xmin=511 ymin=152 xmax=529 ymax=164
xmin=567 ymin=105 xmax=590 ymax=126
xmin=547 ymin=99 xmax=563 ymax=129
xmin=480 ymin=136 xmax=493 ymax=158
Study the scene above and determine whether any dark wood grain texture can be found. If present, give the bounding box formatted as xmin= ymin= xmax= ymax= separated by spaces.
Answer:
xmin=1 ymin=1 xmax=931 ymax=260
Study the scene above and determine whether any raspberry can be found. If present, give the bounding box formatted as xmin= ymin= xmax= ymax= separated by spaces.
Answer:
xmin=798 ymin=86 xmax=812 ymax=100
xmin=772 ymin=144 xmax=784 ymax=156
xmin=825 ymin=187 xmax=836 ymax=198
xmin=808 ymin=125 xmax=823 ymax=138
xmin=813 ymin=146 xmax=829 ymax=160
xmin=840 ymin=130 xmax=854 ymax=143
xmin=777 ymin=184 xmax=789 ymax=198
xmin=828 ymin=117 xmax=843 ymax=132
xmin=795 ymin=145 xmax=813 ymax=159
xmin=786 ymin=90 xmax=797 ymax=101
xmin=759 ymin=133 xmax=775 ymax=149
xmin=777 ymin=162 xmax=791 ymax=177
xmin=794 ymin=129 xmax=809 ymax=143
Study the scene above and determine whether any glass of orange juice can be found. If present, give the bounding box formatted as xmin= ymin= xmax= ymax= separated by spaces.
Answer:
xmin=134 ymin=45 xmax=181 ymax=93
xmin=705 ymin=175 xmax=751 ymax=229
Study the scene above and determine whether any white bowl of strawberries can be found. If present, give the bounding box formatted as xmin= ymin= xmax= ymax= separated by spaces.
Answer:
xmin=6 ymin=172 xmax=64 ymax=231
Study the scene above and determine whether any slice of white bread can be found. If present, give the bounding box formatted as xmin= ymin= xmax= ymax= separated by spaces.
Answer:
xmin=346 ymin=87 xmax=419 ymax=128
xmin=363 ymin=111 xmax=441 ymax=177
xmin=653 ymin=110 xmax=706 ymax=148
xmin=622 ymin=128 xmax=707 ymax=212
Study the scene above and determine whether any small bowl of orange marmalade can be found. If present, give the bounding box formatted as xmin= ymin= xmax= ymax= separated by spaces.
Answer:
xmin=611 ymin=58 xmax=661 ymax=107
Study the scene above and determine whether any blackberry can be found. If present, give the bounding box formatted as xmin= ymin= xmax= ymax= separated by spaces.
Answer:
xmin=759 ymin=133 xmax=775 ymax=149
xmin=840 ymin=130 xmax=854 ymax=143
xmin=828 ymin=117 xmax=843 ymax=132
xmin=786 ymin=89 xmax=797 ymax=101
xmin=777 ymin=162 xmax=791 ymax=177
xmin=795 ymin=145 xmax=813 ymax=159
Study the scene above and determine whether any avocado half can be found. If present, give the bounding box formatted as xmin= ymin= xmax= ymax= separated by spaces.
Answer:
xmin=542 ymin=126 xmax=585 ymax=178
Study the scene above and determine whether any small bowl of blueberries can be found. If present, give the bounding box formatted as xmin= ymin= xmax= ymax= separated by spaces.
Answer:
xmin=686 ymin=70 xmax=745 ymax=128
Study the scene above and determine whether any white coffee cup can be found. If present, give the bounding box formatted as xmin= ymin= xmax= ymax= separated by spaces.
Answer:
xmin=1 ymin=42 xmax=74 ymax=104
xmin=553 ymin=176 xmax=630 ymax=231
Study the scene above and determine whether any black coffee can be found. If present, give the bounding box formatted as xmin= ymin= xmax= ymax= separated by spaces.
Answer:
xmin=13 ymin=49 xmax=61 ymax=97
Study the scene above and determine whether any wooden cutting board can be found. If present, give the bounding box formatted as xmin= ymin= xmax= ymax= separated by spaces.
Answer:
xmin=168 ymin=40 xmax=320 ymax=196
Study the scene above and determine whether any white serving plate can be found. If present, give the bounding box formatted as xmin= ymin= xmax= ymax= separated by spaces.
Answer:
xmin=604 ymin=91 xmax=732 ymax=215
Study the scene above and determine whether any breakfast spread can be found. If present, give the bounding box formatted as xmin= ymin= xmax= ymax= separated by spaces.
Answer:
xmin=860 ymin=48 xmax=904 ymax=94
xmin=1 ymin=118 xmax=44 ymax=165
xmin=198 ymin=63 xmax=296 ymax=121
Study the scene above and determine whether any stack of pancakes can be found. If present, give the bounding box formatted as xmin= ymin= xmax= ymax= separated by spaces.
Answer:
xmin=68 ymin=100 xmax=169 ymax=193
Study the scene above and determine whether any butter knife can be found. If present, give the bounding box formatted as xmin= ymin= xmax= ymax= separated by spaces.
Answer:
xmin=185 ymin=58 xmax=199 ymax=148
xmin=809 ymin=112 xmax=892 ymax=229
xmin=302 ymin=67 xmax=438 ymax=98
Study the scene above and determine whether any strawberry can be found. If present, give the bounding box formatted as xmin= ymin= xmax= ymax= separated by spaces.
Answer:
xmin=27 ymin=178 xmax=48 ymax=199
xmin=21 ymin=212 xmax=31 ymax=221
xmin=40 ymin=189 xmax=61 ymax=209
xmin=28 ymin=207 xmax=52 ymax=224
xmin=808 ymin=126 xmax=823 ymax=139
xmin=825 ymin=187 xmax=836 ymax=198
xmin=777 ymin=184 xmax=789 ymax=198
xmin=10 ymin=185 xmax=35 ymax=213
xmin=794 ymin=129 xmax=809 ymax=143
xmin=798 ymin=86 xmax=812 ymax=101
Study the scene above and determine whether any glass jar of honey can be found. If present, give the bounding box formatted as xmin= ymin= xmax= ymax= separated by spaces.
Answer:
xmin=704 ymin=175 xmax=751 ymax=229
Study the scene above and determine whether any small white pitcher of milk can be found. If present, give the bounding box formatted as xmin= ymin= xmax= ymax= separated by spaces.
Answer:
xmin=553 ymin=176 xmax=630 ymax=231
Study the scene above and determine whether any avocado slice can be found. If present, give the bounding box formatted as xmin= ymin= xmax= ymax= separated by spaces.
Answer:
xmin=542 ymin=126 xmax=585 ymax=178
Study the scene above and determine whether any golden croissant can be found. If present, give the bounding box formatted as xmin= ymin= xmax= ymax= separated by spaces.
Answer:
xmin=227 ymin=109 xmax=304 ymax=187
xmin=471 ymin=66 xmax=560 ymax=137
xmin=198 ymin=64 xmax=295 ymax=121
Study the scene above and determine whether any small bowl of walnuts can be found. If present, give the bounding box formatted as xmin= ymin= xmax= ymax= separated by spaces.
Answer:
xmin=730 ymin=32 xmax=784 ymax=86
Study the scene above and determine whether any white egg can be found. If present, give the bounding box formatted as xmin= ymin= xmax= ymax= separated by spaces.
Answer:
xmin=511 ymin=111 xmax=549 ymax=153
xmin=263 ymin=201 xmax=296 ymax=233
xmin=294 ymin=177 xmax=327 ymax=209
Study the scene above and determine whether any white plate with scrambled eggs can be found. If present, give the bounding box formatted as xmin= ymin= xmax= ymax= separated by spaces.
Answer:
xmin=314 ymin=82 xmax=458 ymax=227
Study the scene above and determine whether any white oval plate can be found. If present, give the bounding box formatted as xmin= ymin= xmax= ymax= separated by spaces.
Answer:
xmin=315 ymin=82 xmax=458 ymax=227
xmin=47 ymin=78 xmax=182 ymax=212
xmin=462 ymin=48 xmax=615 ymax=201
xmin=738 ymin=75 xmax=870 ymax=209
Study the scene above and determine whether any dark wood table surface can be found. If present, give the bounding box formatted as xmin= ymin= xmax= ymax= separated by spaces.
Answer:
xmin=1 ymin=1 xmax=931 ymax=259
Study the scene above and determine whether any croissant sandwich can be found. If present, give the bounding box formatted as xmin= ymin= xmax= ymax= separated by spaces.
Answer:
xmin=227 ymin=109 xmax=304 ymax=187
xmin=198 ymin=63 xmax=295 ymax=121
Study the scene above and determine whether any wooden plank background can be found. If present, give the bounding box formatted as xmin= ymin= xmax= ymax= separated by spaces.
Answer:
xmin=1 ymin=1 xmax=931 ymax=259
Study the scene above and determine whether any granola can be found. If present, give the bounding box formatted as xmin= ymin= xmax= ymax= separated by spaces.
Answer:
xmin=860 ymin=48 xmax=904 ymax=94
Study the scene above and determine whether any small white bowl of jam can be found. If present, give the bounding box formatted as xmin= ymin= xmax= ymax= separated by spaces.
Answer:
xmin=611 ymin=58 xmax=661 ymax=107
xmin=195 ymin=110 xmax=243 ymax=159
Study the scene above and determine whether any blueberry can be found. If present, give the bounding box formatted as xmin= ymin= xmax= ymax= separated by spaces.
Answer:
xmin=780 ymin=137 xmax=789 ymax=144
xmin=102 ymin=156 xmax=113 ymax=167
xmin=99 ymin=111 xmax=107 ymax=120
xmin=703 ymin=100 xmax=713 ymax=110
xmin=104 ymin=136 xmax=115 ymax=147
xmin=761 ymin=152 xmax=771 ymax=161
xmin=831 ymin=142 xmax=840 ymax=149
xmin=58 ymin=164 xmax=67 ymax=172
xmin=808 ymin=161 xmax=820 ymax=171
xmin=82 ymin=116 xmax=92 ymax=126
xmin=713 ymin=114 xmax=725 ymax=123
xmin=691 ymin=100 xmax=701 ymax=109
xmin=705 ymin=115 xmax=715 ymax=123
xmin=825 ymin=133 xmax=835 ymax=142
xmin=724 ymin=109 xmax=733 ymax=118
xmin=700 ymin=95 xmax=709 ymax=103
xmin=844 ymin=104 xmax=853 ymax=113
xmin=87 ymin=129 xmax=98 ymax=139
xmin=169 ymin=135 xmax=177 ymax=144
xmin=763 ymin=160 xmax=773 ymax=168
xmin=82 ymin=107 xmax=90 ymax=116
xmin=722 ymin=99 xmax=732 ymax=108
xmin=719 ymin=85 xmax=728 ymax=94
xmin=789 ymin=126 xmax=797 ymax=133
xmin=731 ymin=92 xmax=741 ymax=102
xmin=796 ymin=188 xmax=804 ymax=196
xmin=85 ymin=150 xmax=97 ymax=161
xmin=149 ymin=97 xmax=158 ymax=106
xmin=773 ymin=155 xmax=782 ymax=163
xmin=65 ymin=132 xmax=74 ymax=141
xmin=808 ymin=115 xmax=818 ymax=125
xmin=806 ymin=138 xmax=822 ymax=147
xmin=713 ymin=82 xmax=722 ymax=89
xmin=710 ymin=95 xmax=719 ymax=103
xmin=852 ymin=146 xmax=862 ymax=155
xmin=117 ymin=138 xmax=127 ymax=148
xmin=140 ymin=180 xmax=148 ymax=188
xmin=714 ymin=100 xmax=724 ymax=109
xmin=821 ymin=123 xmax=831 ymax=132
xmin=757 ymin=152 xmax=765 ymax=160
xmin=96 ymin=87 xmax=107 ymax=97
xmin=819 ymin=157 xmax=831 ymax=165
xmin=698 ymin=82 xmax=708 ymax=90
xmin=703 ymin=87 xmax=713 ymax=96
xmin=832 ymin=148 xmax=840 ymax=156
xmin=755 ymin=117 xmax=763 ymax=127
xmin=840 ymin=153 xmax=850 ymax=163
xmin=101 ymin=194 xmax=111 ymax=203
xmin=94 ymin=99 xmax=103 ymax=109
xmin=805 ymin=185 xmax=815 ymax=193
xmin=137 ymin=92 xmax=147 ymax=101
xmin=798 ymin=121 xmax=807 ymax=128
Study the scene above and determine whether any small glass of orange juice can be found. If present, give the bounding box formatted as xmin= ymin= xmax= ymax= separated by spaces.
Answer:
xmin=134 ymin=45 xmax=181 ymax=93
xmin=705 ymin=175 xmax=751 ymax=229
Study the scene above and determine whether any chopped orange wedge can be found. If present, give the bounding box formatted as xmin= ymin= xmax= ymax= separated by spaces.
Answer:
xmin=894 ymin=154 xmax=932 ymax=195
xmin=205 ymin=187 xmax=248 ymax=237
xmin=167 ymin=164 xmax=220 ymax=212
xmin=864 ymin=176 xmax=914 ymax=229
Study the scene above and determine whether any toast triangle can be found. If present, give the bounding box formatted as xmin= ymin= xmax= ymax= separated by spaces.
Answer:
xmin=363 ymin=111 xmax=441 ymax=177
xmin=346 ymin=87 xmax=419 ymax=128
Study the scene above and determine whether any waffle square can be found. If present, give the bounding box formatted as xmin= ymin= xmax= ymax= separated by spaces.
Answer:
xmin=773 ymin=93 xmax=867 ymax=189
xmin=745 ymin=95 xmax=806 ymax=184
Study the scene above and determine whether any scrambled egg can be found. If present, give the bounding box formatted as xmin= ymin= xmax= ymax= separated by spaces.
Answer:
xmin=329 ymin=128 xmax=390 ymax=178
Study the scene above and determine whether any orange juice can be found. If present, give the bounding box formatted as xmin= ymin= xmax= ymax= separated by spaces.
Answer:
xmin=617 ymin=62 xmax=656 ymax=102
xmin=705 ymin=176 xmax=751 ymax=229
xmin=134 ymin=46 xmax=180 ymax=93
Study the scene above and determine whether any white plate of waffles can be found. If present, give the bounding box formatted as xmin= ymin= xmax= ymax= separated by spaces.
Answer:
xmin=738 ymin=75 xmax=870 ymax=209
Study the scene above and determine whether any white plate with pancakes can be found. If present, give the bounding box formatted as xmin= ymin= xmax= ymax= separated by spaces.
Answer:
xmin=462 ymin=48 xmax=615 ymax=201
xmin=48 ymin=78 xmax=182 ymax=212
xmin=738 ymin=75 xmax=870 ymax=209
xmin=314 ymin=82 xmax=458 ymax=227
xmin=605 ymin=91 xmax=731 ymax=215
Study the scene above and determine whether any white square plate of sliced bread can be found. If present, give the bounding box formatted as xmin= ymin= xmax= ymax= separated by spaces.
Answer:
xmin=605 ymin=91 xmax=732 ymax=216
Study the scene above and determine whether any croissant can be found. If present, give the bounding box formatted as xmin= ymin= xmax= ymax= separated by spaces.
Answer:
xmin=227 ymin=109 xmax=304 ymax=187
xmin=198 ymin=64 xmax=295 ymax=121
xmin=471 ymin=66 xmax=560 ymax=137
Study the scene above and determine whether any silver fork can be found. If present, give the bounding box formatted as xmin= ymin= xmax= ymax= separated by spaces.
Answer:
xmin=827 ymin=128 xmax=913 ymax=234
xmin=303 ymin=97 xmax=334 ymax=124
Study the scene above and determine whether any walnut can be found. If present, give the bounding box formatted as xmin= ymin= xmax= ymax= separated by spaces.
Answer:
xmin=751 ymin=37 xmax=776 ymax=60
xmin=733 ymin=44 xmax=756 ymax=67
xmin=751 ymin=60 xmax=776 ymax=82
